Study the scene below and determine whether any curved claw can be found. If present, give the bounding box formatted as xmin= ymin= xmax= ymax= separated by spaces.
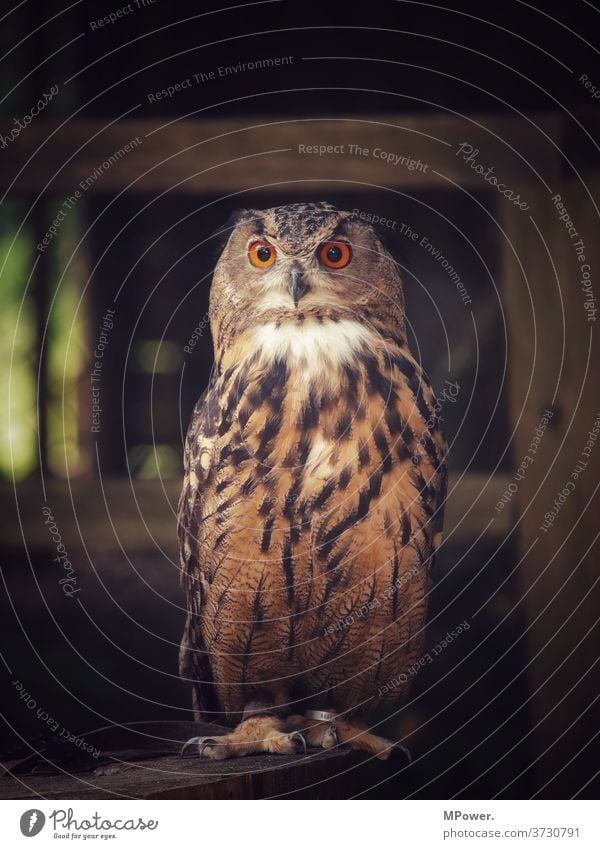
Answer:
xmin=290 ymin=731 xmax=307 ymax=755
xmin=198 ymin=738 xmax=218 ymax=759
xmin=394 ymin=741 xmax=412 ymax=764
xmin=319 ymin=723 xmax=338 ymax=749
xmin=180 ymin=736 xmax=202 ymax=759
xmin=180 ymin=735 xmax=218 ymax=759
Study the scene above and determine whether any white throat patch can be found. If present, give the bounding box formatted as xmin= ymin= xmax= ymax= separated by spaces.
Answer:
xmin=251 ymin=319 xmax=377 ymax=374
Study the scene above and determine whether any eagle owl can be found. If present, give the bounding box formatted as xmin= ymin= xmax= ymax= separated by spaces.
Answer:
xmin=179 ymin=202 xmax=447 ymax=760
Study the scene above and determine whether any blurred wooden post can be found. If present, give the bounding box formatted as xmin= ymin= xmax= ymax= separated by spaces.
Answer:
xmin=32 ymin=200 xmax=51 ymax=475
xmin=502 ymin=163 xmax=600 ymax=792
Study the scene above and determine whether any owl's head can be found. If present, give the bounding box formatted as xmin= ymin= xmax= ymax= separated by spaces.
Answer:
xmin=209 ymin=202 xmax=407 ymax=352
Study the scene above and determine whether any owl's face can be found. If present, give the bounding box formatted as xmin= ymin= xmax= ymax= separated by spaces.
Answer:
xmin=209 ymin=202 xmax=406 ymax=348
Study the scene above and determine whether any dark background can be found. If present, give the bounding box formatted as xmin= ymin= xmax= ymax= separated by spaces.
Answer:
xmin=1 ymin=0 xmax=599 ymax=799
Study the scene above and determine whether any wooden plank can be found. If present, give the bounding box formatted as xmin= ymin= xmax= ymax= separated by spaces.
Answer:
xmin=0 ymin=113 xmax=566 ymax=195
xmin=0 ymin=748 xmax=360 ymax=800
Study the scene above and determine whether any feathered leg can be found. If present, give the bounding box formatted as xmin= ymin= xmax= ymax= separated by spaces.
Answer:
xmin=285 ymin=714 xmax=411 ymax=762
xmin=181 ymin=714 xmax=306 ymax=761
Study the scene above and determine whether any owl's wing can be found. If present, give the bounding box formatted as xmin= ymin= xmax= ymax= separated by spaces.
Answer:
xmin=177 ymin=379 xmax=221 ymax=719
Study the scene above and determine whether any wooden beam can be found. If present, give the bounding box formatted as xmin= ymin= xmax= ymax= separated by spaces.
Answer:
xmin=0 ymin=113 xmax=569 ymax=195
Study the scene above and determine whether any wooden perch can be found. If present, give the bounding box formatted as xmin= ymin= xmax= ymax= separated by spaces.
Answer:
xmin=0 ymin=720 xmax=364 ymax=800
xmin=1 ymin=748 xmax=362 ymax=800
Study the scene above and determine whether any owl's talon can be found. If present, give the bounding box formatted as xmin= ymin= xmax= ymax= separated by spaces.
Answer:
xmin=290 ymin=731 xmax=307 ymax=755
xmin=180 ymin=736 xmax=202 ymax=758
xmin=393 ymin=741 xmax=412 ymax=764
xmin=180 ymin=735 xmax=219 ymax=758
xmin=198 ymin=738 xmax=218 ymax=758
xmin=375 ymin=738 xmax=413 ymax=762
xmin=300 ymin=719 xmax=340 ymax=750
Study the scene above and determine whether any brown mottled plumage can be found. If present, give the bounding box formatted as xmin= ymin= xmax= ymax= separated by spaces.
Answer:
xmin=178 ymin=202 xmax=447 ymax=760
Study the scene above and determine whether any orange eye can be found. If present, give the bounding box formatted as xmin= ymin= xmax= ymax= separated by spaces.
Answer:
xmin=319 ymin=241 xmax=351 ymax=269
xmin=248 ymin=240 xmax=276 ymax=268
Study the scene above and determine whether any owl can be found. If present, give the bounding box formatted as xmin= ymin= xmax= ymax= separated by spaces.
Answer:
xmin=178 ymin=202 xmax=447 ymax=761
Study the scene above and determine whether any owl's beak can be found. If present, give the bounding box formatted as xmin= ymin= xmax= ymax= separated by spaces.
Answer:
xmin=288 ymin=263 xmax=309 ymax=307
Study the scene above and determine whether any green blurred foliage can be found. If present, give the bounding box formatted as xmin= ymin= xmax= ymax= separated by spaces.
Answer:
xmin=0 ymin=202 xmax=37 ymax=479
